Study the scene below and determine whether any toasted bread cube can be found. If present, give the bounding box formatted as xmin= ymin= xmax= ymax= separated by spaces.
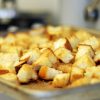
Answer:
xmin=69 ymin=35 xmax=80 ymax=49
xmin=81 ymin=36 xmax=100 ymax=50
xmin=0 ymin=53 xmax=19 ymax=73
xmin=41 ymin=48 xmax=58 ymax=64
xmin=62 ymin=27 xmax=75 ymax=38
xmin=85 ymin=66 xmax=100 ymax=80
xmin=0 ymin=73 xmax=17 ymax=82
xmin=28 ymin=48 xmax=41 ymax=64
xmin=54 ymin=47 xmax=74 ymax=63
xmin=39 ymin=41 xmax=53 ymax=49
xmin=20 ymin=48 xmax=40 ymax=64
xmin=53 ymin=38 xmax=72 ymax=51
xmin=70 ymin=77 xmax=90 ymax=87
xmin=52 ymin=73 xmax=70 ymax=88
xmin=75 ymin=44 xmax=94 ymax=60
xmin=73 ymin=54 xmax=95 ymax=70
xmin=39 ymin=66 xmax=62 ymax=80
xmin=33 ymin=56 xmax=52 ymax=71
xmin=70 ymin=67 xmax=84 ymax=82
xmin=75 ymin=30 xmax=92 ymax=42
xmin=92 ymin=67 xmax=100 ymax=79
xmin=57 ymin=63 xmax=72 ymax=73
xmin=17 ymin=64 xmax=33 ymax=83
xmin=47 ymin=26 xmax=62 ymax=36
xmin=33 ymin=48 xmax=57 ymax=70
xmin=85 ymin=67 xmax=96 ymax=78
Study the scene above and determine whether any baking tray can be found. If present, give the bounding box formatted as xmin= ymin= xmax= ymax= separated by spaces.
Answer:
xmin=0 ymin=26 xmax=100 ymax=100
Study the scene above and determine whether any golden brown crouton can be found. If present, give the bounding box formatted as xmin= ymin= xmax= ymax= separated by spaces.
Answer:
xmin=75 ymin=30 xmax=92 ymax=42
xmin=0 ymin=53 xmax=19 ymax=73
xmin=73 ymin=54 xmax=95 ymax=70
xmin=57 ymin=63 xmax=72 ymax=73
xmin=54 ymin=47 xmax=74 ymax=63
xmin=17 ymin=64 xmax=37 ymax=83
xmin=81 ymin=36 xmax=100 ymax=50
xmin=53 ymin=38 xmax=72 ymax=51
xmin=52 ymin=73 xmax=70 ymax=88
xmin=47 ymin=26 xmax=62 ymax=36
xmin=39 ymin=66 xmax=62 ymax=80
xmin=41 ymin=48 xmax=58 ymax=64
xmin=33 ymin=56 xmax=52 ymax=71
xmin=68 ymin=35 xmax=80 ymax=49
xmin=75 ymin=44 xmax=95 ymax=60
xmin=85 ymin=67 xmax=96 ymax=78
xmin=70 ymin=67 xmax=84 ymax=82
xmin=0 ymin=73 xmax=17 ymax=82
xmin=70 ymin=77 xmax=90 ymax=88
xmin=20 ymin=48 xmax=41 ymax=64
xmin=85 ymin=67 xmax=100 ymax=79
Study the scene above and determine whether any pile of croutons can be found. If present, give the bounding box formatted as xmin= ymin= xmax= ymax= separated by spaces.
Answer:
xmin=0 ymin=26 xmax=100 ymax=88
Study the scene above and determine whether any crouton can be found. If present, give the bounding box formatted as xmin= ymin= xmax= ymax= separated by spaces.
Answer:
xmin=33 ymin=56 xmax=52 ymax=71
xmin=53 ymin=38 xmax=72 ymax=51
xmin=20 ymin=48 xmax=41 ymax=64
xmin=85 ymin=66 xmax=100 ymax=80
xmin=57 ymin=63 xmax=72 ymax=73
xmin=70 ymin=77 xmax=90 ymax=87
xmin=85 ymin=67 xmax=97 ymax=78
xmin=75 ymin=30 xmax=92 ymax=42
xmin=39 ymin=66 xmax=62 ymax=80
xmin=75 ymin=44 xmax=95 ymax=60
xmin=54 ymin=47 xmax=74 ymax=63
xmin=70 ymin=67 xmax=84 ymax=82
xmin=33 ymin=48 xmax=58 ymax=70
xmin=0 ymin=53 xmax=19 ymax=73
xmin=17 ymin=64 xmax=36 ymax=83
xmin=68 ymin=35 xmax=80 ymax=49
xmin=47 ymin=26 xmax=62 ymax=36
xmin=0 ymin=73 xmax=17 ymax=82
xmin=73 ymin=54 xmax=95 ymax=70
xmin=52 ymin=73 xmax=70 ymax=88
xmin=39 ymin=41 xmax=53 ymax=49
xmin=41 ymin=48 xmax=58 ymax=64
xmin=81 ymin=36 xmax=100 ymax=50
xmin=61 ymin=27 xmax=75 ymax=38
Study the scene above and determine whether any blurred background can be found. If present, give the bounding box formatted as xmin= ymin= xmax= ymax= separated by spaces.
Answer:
xmin=0 ymin=0 xmax=100 ymax=31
